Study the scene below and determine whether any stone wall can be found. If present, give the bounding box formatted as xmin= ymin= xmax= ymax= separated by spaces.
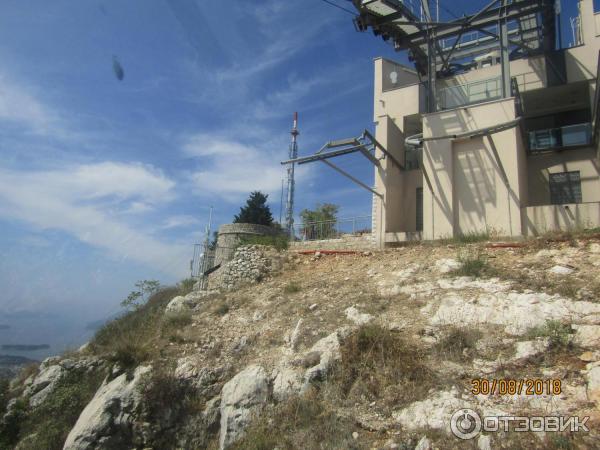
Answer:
xmin=289 ymin=233 xmax=376 ymax=251
xmin=208 ymin=245 xmax=286 ymax=291
xmin=214 ymin=223 xmax=281 ymax=267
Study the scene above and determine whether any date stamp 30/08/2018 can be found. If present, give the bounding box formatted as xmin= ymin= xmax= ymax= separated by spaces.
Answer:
xmin=471 ymin=378 xmax=562 ymax=396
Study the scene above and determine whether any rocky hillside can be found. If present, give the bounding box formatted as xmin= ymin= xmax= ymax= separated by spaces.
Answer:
xmin=1 ymin=237 xmax=600 ymax=449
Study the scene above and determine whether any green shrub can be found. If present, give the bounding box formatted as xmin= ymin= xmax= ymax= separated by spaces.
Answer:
xmin=451 ymin=252 xmax=494 ymax=278
xmin=283 ymin=282 xmax=301 ymax=294
xmin=108 ymin=341 xmax=151 ymax=370
xmin=0 ymin=378 xmax=9 ymax=417
xmin=237 ymin=233 xmax=289 ymax=251
xmin=525 ymin=320 xmax=572 ymax=350
xmin=121 ymin=280 xmax=161 ymax=310
xmin=0 ymin=397 xmax=27 ymax=448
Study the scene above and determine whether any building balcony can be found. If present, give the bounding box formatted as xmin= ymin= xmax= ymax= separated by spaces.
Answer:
xmin=528 ymin=122 xmax=592 ymax=152
xmin=437 ymin=76 xmax=502 ymax=110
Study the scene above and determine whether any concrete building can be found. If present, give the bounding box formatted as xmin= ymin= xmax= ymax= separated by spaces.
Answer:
xmin=362 ymin=0 xmax=600 ymax=245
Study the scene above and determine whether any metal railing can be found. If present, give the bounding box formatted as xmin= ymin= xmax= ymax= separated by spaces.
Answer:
xmin=292 ymin=215 xmax=372 ymax=241
xmin=437 ymin=76 xmax=502 ymax=110
xmin=529 ymin=123 xmax=592 ymax=152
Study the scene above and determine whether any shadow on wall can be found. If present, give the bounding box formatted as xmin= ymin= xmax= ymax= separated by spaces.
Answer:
xmin=523 ymin=202 xmax=600 ymax=235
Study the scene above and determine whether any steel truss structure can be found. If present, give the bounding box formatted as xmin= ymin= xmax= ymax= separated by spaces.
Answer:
xmin=352 ymin=0 xmax=558 ymax=112
xmin=281 ymin=129 xmax=402 ymax=197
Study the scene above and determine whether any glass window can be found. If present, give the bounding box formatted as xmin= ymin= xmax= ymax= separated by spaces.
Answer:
xmin=549 ymin=171 xmax=582 ymax=204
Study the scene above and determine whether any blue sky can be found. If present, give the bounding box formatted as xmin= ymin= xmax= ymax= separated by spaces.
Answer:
xmin=0 ymin=0 xmax=582 ymax=354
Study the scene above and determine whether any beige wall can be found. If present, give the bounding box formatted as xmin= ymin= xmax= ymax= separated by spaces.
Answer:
xmin=566 ymin=0 xmax=600 ymax=82
xmin=422 ymin=98 xmax=526 ymax=239
xmin=373 ymin=58 xmax=427 ymax=245
xmin=523 ymin=202 xmax=600 ymax=235
xmin=527 ymin=148 xmax=600 ymax=205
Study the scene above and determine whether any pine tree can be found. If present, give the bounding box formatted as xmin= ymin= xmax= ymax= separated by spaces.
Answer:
xmin=233 ymin=191 xmax=274 ymax=226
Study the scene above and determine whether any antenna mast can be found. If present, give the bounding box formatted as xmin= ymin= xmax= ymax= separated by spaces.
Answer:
xmin=285 ymin=112 xmax=299 ymax=237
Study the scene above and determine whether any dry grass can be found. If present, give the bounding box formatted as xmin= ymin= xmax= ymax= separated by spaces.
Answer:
xmin=331 ymin=324 xmax=437 ymax=409
xmin=491 ymin=265 xmax=585 ymax=300
xmin=212 ymin=299 xmax=230 ymax=316
xmin=229 ymin=389 xmax=363 ymax=450
xmin=138 ymin=367 xmax=202 ymax=449
xmin=433 ymin=326 xmax=482 ymax=362
xmin=90 ymin=287 xmax=180 ymax=369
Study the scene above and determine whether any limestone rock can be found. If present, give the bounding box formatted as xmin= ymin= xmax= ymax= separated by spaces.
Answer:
xmin=513 ymin=339 xmax=550 ymax=360
xmin=579 ymin=351 xmax=600 ymax=362
xmin=63 ymin=365 xmax=151 ymax=450
xmin=549 ymin=265 xmax=575 ymax=275
xmin=219 ymin=365 xmax=269 ymax=449
xmin=478 ymin=434 xmax=492 ymax=450
xmin=203 ymin=396 xmax=221 ymax=433
xmin=165 ymin=295 xmax=195 ymax=313
xmin=272 ymin=367 xmax=303 ymax=401
xmin=426 ymin=290 xmax=600 ymax=335
xmin=435 ymin=258 xmax=461 ymax=274
xmin=393 ymin=388 xmax=471 ymax=432
xmin=289 ymin=319 xmax=303 ymax=352
xmin=588 ymin=243 xmax=600 ymax=254
xmin=573 ymin=325 xmax=600 ymax=349
xmin=415 ymin=436 xmax=432 ymax=450
xmin=345 ymin=306 xmax=373 ymax=326
xmin=24 ymin=364 xmax=64 ymax=408
xmin=303 ymin=329 xmax=345 ymax=385
xmin=585 ymin=364 xmax=600 ymax=404
xmin=175 ymin=358 xmax=226 ymax=394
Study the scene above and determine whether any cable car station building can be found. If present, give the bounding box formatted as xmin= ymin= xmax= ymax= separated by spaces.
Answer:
xmin=356 ymin=0 xmax=600 ymax=246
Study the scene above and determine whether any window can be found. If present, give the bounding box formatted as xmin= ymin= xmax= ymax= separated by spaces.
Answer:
xmin=416 ymin=187 xmax=423 ymax=231
xmin=405 ymin=147 xmax=422 ymax=170
xmin=549 ymin=171 xmax=582 ymax=204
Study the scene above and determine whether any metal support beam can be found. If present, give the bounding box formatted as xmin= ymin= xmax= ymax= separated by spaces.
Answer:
xmin=362 ymin=129 xmax=404 ymax=169
xmin=401 ymin=0 xmax=544 ymax=47
xmin=359 ymin=147 xmax=382 ymax=167
xmin=427 ymin=32 xmax=437 ymax=112
xmin=281 ymin=143 xmax=367 ymax=165
xmin=320 ymin=160 xmax=382 ymax=197
xmin=499 ymin=0 xmax=512 ymax=98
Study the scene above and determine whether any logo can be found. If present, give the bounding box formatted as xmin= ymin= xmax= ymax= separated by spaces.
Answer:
xmin=450 ymin=409 xmax=590 ymax=440
xmin=450 ymin=409 xmax=481 ymax=440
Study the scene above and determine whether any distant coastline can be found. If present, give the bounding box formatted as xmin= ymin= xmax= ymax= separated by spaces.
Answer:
xmin=2 ymin=344 xmax=50 ymax=351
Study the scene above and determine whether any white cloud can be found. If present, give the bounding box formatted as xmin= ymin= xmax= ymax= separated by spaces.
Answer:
xmin=0 ymin=163 xmax=188 ymax=279
xmin=161 ymin=215 xmax=201 ymax=230
xmin=0 ymin=73 xmax=53 ymax=132
xmin=183 ymin=134 xmax=300 ymax=203
xmin=66 ymin=162 xmax=175 ymax=203
xmin=0 ymin=72 xmax=79 ymax=143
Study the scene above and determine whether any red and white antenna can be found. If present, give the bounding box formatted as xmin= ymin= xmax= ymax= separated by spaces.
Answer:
xmin=285 ymin=112 xmax=299 ymax=236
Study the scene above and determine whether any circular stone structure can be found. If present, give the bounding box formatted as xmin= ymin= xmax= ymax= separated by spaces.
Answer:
xmin=214 ymin=223 xmax=281 ymax=266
